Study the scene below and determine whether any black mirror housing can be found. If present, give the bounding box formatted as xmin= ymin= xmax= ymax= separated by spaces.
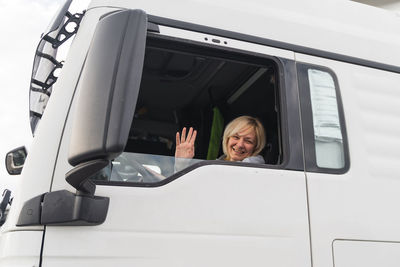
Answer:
xmin=68 ymin=9 xmax=147 ymax=166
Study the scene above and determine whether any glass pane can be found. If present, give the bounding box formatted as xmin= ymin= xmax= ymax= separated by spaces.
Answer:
xmin=308 ymin=69 xmax=344 ymax=169
xmin=109 ymin=152 xmax=203 ymax=183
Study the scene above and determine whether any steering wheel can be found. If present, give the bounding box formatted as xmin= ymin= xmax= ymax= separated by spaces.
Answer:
xmin=112 ymin=154 xmax=163 ymax=183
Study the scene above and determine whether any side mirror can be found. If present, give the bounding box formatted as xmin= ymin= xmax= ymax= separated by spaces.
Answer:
xmin=5 ymin=146 xmax=27 ymax=175
xmin=68 ymin=9 xmax=147 ymax=167
xmin=66 ymin=9 xmax=147 ymax=195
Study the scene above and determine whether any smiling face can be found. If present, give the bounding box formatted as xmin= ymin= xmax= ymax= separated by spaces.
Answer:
xmin=226 ymin=126 xmax=257 ymax=161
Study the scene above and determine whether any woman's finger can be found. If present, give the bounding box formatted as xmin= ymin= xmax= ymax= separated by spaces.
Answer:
xmin=176 ymin=132 xmax=180 ymax=145
xmin=190 ymin=130 xmax=197 ymax=145
xmin=187 ymin=127 xmax=193 ymax=142
xmin=181 ymin=127 xmax=186 ymax=143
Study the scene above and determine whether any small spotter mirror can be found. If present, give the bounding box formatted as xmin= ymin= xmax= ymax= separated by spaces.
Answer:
xmin=5 ymin=146 xmax=27 ymax=175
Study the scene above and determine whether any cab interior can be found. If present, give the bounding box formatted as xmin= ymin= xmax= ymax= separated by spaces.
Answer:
xmin=126 ymin=35 xmax=282 ymax=165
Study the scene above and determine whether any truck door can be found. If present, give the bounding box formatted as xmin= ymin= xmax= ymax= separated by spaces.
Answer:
xmin=38 ymin=10 xmax=312 ymax=267
xmin=296 ymin=53 xmax=400 ymax=267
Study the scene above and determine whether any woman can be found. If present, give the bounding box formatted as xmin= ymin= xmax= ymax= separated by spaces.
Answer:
xmin=175 ymin=116 xmax=266 ymax=164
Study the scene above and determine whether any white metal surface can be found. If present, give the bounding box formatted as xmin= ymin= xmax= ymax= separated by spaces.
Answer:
xmin=89 ymin=0 xmax=400 ymax=67
xmin=333 ymin=240 xmax=400 ymax=267
xmin=45 ymin=166 xmax=311 ymax=267
xmin=0 ymin=231 xmax=43 ymax=266
xmin=295 ymin=53 xmax=400 ymax=267
xmin=157 ymin=26 xmax=294 ymax=60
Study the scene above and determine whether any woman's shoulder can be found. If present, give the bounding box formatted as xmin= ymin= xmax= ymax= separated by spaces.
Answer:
xmin=217 ymin=154 xmax=265 ymax=164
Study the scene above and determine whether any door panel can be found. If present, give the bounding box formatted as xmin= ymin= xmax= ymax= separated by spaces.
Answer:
xmin=0 ymin=231 xmax=43 ymax=266
xmin=43 ymin=165 xmax=310 ymax=267
xmin=42 ymin=8 xmax=310 ymax=266
xmin=296 ymin=53 xmax=400 ymax=267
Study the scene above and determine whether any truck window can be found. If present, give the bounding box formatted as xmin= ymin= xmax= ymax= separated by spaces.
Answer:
xmin=308 ymin=69 xmax=344 ymax=168
xmin=93 ymin=31 xmax=286 ymax=184
xmin=297 ymin=63 xmax=349 ymax=173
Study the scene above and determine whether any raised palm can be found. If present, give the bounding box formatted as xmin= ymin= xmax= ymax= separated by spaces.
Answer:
xmin=175 ymin=127 xmax=197 ymax=158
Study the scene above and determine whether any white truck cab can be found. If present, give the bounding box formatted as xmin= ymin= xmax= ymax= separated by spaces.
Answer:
xmin=1 ymin=0 xmax=400 ymax=266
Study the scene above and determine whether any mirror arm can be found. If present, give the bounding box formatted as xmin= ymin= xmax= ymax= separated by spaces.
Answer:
xmin=16 ymin=159 xmax=110 ymax=227
xmin=65 ymin=159 xmax=109 ymax=196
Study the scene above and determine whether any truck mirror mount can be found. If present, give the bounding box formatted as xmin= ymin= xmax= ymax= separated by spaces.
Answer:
xmin=5 ymin=146 xmax=27 ymax=175
xmin=17 ymin=159 xmax=111 ymax=227
xmin=65 ymin=159 xmax=109 ymax=196
xmin=17 ymin=189 xmax=109 ymax=227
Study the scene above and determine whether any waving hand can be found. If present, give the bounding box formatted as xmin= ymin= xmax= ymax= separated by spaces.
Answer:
xmin=175 ymin=127 xmax=197 ymax=159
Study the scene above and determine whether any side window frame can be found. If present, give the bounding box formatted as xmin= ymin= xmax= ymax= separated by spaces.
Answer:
xmin=94 ymin=56 xmax=305 ymax=188
xmin=297 ymin=62 xmax=350 ymax=174
xmin=91 ymin=16 xmax=306 ymax=187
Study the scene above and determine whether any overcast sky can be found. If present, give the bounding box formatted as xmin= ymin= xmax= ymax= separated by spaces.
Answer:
xmin=0 ymin=0 xmax=89 ymax=192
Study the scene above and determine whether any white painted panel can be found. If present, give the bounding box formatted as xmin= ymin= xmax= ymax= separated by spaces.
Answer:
xmin=90 ymin=0 xmax=400 ymax=66
xmin=44 ymin=165 xmax=310 ymax=267
xmin=296 ymin=53 xmax=400 ymax=267
xmin=0 ymin=231 xmax=42 ymax=266
xmin=334 ymin=240 xmax=400 ymax=267
xmin=158 ymin=26 xmax=294 ymax=60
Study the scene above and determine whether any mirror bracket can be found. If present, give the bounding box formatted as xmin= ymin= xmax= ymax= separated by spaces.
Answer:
xmin=17 ymin=159 xmax=110 ymax=227
xmin=17 ymin=190 xmax=109 ymax=227
xmin=65 ymin=159 xmax=109 ymax=196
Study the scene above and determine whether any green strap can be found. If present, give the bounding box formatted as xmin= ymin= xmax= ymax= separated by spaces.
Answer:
xmin=206 ymin=107 xmax=224 ymax=160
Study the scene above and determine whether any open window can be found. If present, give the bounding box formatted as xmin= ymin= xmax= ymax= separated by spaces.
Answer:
xmin=84 ymin=15 xmax=293 ymax=185
xmin=91 ymin=29 xmax=285 ymax=184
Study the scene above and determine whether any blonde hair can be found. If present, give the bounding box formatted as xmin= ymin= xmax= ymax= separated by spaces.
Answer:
xmin=222 ymin=116 xmax=266 ymax=160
